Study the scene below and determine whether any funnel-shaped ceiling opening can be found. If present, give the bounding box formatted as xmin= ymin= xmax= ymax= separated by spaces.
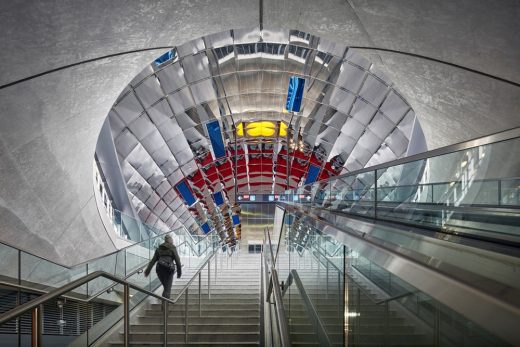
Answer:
xmin=94 ymin=28 xmax=426 ymax=246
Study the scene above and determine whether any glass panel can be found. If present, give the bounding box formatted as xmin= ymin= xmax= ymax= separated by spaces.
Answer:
xmin=330 ymin=171 xmax=376 ymax=218
xmin=20 ymin=252 xmax=86 ymax=295
xmin=0 ymin=204 xmax=219 ymax=347
xmin=0 ymin=242 xmax=19 ymax=283
xmin=350 ymin=253 xmax=510 ymax=346
xmin=285 ymin=136 xmax=520 ymax=244
xmin=281 ymin=211 xmax=514 ymax=346
xmin=278 ymin=212 xmax=345 ymax=346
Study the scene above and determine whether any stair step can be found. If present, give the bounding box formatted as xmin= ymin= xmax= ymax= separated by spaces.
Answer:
xmin=168 ymin=294 xmax=260 ymax=301
xmin=110 ymin=343 xmax=258 ymax=346
xmin=149 ymin=303 xmax=259 ymax=311
xmin=137 ymin=316 xmax=260 ymax=325
xmin=124 ymin=331 xmax=259 ymax=343
xmin=145 ymin=308 xmax=259 ymax=316
xmin=131 ymin=323 xmax=259 ymax=333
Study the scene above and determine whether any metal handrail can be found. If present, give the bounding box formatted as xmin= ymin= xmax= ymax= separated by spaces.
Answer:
xmin=263 ymin=228 xmax=291 ymax=347
xmin=296 ymin=127 xmax=520 ymax=184
xmin=0 ymin=247 xmax=218 ymax=347
xmin=375 ymin=290 xmax=419 ymax=305
xmin=0 ymin=222 xmax=215 ymax=270
xmin=308 ymin=246 xmax=381 ymax=306
xmin=171 ymin=250 xmax=216 ymax=302
xmin=284 ymin=270 xmax=333 ymax=347
xmin=0 ymin=270 xmax=174 ymax=347
xmin=0 ymin=239 xmax=191 ymax=305
xmin=0 ymin=263 xmax=145 ymax=304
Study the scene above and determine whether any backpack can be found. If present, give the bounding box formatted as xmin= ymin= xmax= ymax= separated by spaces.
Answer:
xmin=157 ymin=254 xmax=176 ymax=272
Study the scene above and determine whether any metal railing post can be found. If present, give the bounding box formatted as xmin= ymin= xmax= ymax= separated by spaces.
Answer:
xmin=123 ymin=284 xmax=129 ymax=347
xmin=384 ymin=302 xmax=389 ymax=347
xmin=356 ymin=288 xmax=360 ymax=345
xmin=163 ymin=302 xmax=168 ymax=346
xmin=326 ymin=260 xmax=329 ymax=300
xmin=208 ymin=261 xmax=211 ymax=299
xmin=498 ymin=179 xmax=502 ymax=206
xmin=434 ymin=303 xmax=440 ymax=347
xmin=17 ymin=249 xmax=21 ymax=347
xmin=338 ymin=271 xmax=341 ymax=314
xmin=374 ymin=169 xmax=378 ymax=220
xmin=198 ymin=272 xmax=202 ymax=316
xmin=31 ymin=306 xmax=41 ymax=347
xmin=215 ymin=250 xmax=218 ymax=283
xmin=185 ymin=290 xmax=189 ymax=343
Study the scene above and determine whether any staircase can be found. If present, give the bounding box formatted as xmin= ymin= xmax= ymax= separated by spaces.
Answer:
xmin=277 ymin=252 xmax=434 ymax=347
xmin=106 ymin=250 xmax=261 ymax=346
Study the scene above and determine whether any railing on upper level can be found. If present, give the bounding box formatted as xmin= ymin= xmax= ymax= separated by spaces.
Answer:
xmin=283 ymin=127 xmax=520 ymax=245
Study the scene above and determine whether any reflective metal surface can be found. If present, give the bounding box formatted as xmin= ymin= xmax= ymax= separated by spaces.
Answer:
xmin=97 ymin=28 xmax=425 ymax=244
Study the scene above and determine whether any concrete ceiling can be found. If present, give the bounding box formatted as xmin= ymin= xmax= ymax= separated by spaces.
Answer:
xmin=0 ymin=0 xmax=519 ymax=265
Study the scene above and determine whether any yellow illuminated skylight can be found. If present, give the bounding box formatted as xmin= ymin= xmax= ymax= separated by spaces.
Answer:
xmin=279 ymin=122 xmax=288 ymax=137
xmin=246 ymin=121 xmax=276 ymax=137
xmin=236 ymin=121 xmax=288 ymax=137
xmin=236 ymin=122 xmax=244 ymax=136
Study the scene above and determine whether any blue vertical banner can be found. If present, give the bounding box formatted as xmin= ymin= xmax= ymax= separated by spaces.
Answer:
xmin=213 ymin=191 xmax=224 ymax=206
xmin=175 ymin=180 xmax=196 ymax=206
xmin=304 ymin=164 xmax=321 ymax=185
xmin=201 ymin=222 xmax=211 ymax=234
xmin=286 ymin=76 xmax=305 ymax=112
xmin=206 ymin=120 xmax=226 ymax=159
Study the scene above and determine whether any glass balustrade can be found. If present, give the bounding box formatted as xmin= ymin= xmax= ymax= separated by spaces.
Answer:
xmin=284 ymin=135 xmax=520 ymax=244
xmin=0 ymin=208 xmax=220 ymax=346
xmin=276 ymin=210 xmax=515 ymax=346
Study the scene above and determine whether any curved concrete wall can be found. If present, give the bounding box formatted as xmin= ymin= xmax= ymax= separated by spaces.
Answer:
xmin=0 ymin=0 xmax=518 ymax=265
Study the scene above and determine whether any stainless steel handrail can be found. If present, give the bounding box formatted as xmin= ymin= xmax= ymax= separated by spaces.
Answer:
xmin=0 ymin=263 xmax=145 ymax=303
xmin=0 ymin=240 xmax=190 ymax=304
xmin=285 ymin=270 xmax=333 ymax=347
xmin=296 ymin=127 xmax=520 ymax=183
xmin=0 ymin=223 xmax=215 ymax=270
xmin=309 ymin=247 xmax=380 ymax=305
xmin=171 ymin=251 xmax=216 ymax=302
xmin=0 ymin=270 xmax=174 ymax=347
xmin=263 ymin=228 xmax=291 ymax=347
xmin=0 ymin=247 xmax=218 ymax=347
xmin=375 ymin=290 xmax=419 ymax=305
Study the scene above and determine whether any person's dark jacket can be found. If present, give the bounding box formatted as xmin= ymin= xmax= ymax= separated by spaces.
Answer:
xmin=144 ymin=242 xmax=182 ymax=278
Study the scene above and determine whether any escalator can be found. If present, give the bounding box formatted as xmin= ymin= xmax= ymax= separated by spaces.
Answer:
xmin=261 ymin=129 xmax=520 ymax=346
xmin=265 ymin=210 xmax=519 ymax=346
xmin=283 ymin=127 xmax=520 ymax=247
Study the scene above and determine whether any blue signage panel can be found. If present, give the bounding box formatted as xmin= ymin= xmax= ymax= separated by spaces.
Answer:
xmin=175 ymin=180 xmax=196 ymax=206
xmin=232 ymin=215 xmax=240 ymax=225
xmin=206 ymin=120 xmax=226 ymax=159
xmin=154 ymin=50 xmax=174 ymax=66
xmin=304 ymin=164 xmax=321 ymax=185
xmin=213 ymin=191 xmax=224 ymax=206
xmin=286 ymin=76 xmax=305 ymax=112
xmin=201 ymin=222 xmax=211 ymax=234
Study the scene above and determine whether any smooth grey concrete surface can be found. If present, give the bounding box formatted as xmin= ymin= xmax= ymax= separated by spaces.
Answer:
xmin=0 ymin=1 xmax=519 ymax=265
